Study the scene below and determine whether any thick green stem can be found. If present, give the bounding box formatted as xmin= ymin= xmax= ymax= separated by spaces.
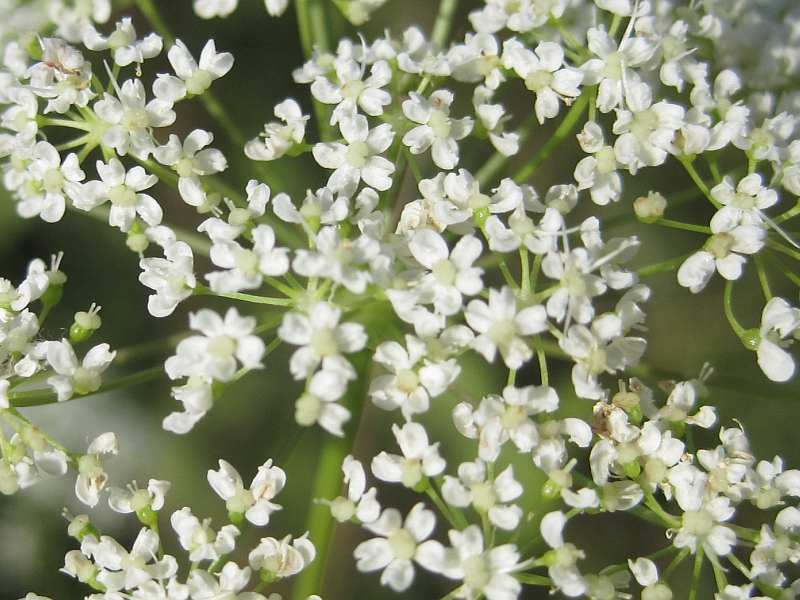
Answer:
xmin=430 ymin=0 xmax=460 ymax=49
xmin=291 ymin=352 xmax=370 ymax=600
xmin=295 ymin=0 xmax=336 ymax=143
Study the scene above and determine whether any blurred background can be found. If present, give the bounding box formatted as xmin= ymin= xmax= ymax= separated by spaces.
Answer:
xmin=2 ymin=0 xmax=800 ymax=598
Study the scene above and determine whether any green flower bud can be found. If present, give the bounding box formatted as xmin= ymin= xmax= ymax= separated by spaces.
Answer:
xmin=70 ymin=304 xmax=103 ymax=343
xmin=741 ymin=328 xmax=760 ymax=351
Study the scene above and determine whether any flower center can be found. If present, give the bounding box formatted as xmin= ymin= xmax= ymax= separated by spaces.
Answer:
xmin=462 ymin=554 xmax=491 ymax=591
xmin=121 ymin=108 xmax=148 ymax=132
xmin=429 ymin=109 xmax=452 ymax=138
xmin=341 ymin=79 xmax=365 ymax=99
xmin=604 ymin=51 xmax=626 ymax=80
xmin=186 ymin=70 xmax=213 ymax=96
xmin=176 ymin=156 xmax=201 ymax=178
xmin=630 ymin=109 xmax=659 ymax=140
xmin=109 ymin=184 xmax=137 ymax=207
xmin=295 ymin=392 xmax=322 ymax=426
xmin=500 ymin=404 xmax=528 ymax=430
xmin=234 ymin=248 xmax=259 ymax=274
xmin=471 ymin=481 xmax=497 ymax=512
xmin=43 ymin=168 xmax=65 ymax=194
xmin=682 ymin=509 xmax=713 ymax=537
xmin=396 ymin=369 xmax=419 ymax=393
xmin=346 ymin=140 xmax=369 ymax=169
xmin=432 ymin=258 xmax=456 ymax=286
xmin=73 ymin=366 xmax=102 ymax=395
xmin=706 ymin=233 xmax=734 ymax=259
xmin=311 ymin=327 xmax=339 ymax=357
xmin=731 ymin=191 xmax=755 ymax=210
xmin=525 ymin=70 xmax=554 ymax=93
xmin=208 ymin=335 xmax=236 ymax=359
xmin=488 ymin=319 xmax=516 ymax=345
xmin=388 ymin=528 xmax=417 ymax=561
xmin=595 ymin=146 xmax=617 ymax=174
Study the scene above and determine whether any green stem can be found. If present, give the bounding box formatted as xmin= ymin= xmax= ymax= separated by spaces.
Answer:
xmin=295 ymin=0 xmax=336 ymax=143
xmin=193 ymin=285 xmax=294 ymax=306
xmin=656 ymin=219 xmax=712 ymax=235
xmin=475 ymin=112 xmax=539 ymax=188
xmin=426 ymin=482 xmax=468 ymax=529
xmin=535 ymin=335 xmax=548 ymax=386
xmin=766 ymin=252 xmax=800 ymax=287
xmin=516 ymin=573 xmax=552 ymax=586
xmin=723 ymin=280 xmax=746 ymax=339
xmin=430 ymin=0 xmax=460 ymax=49
xmin=767 ymin=237 xmax=800 ymax=262
xmin=513 ymin=93 xmax=589 ymax=184
xmin=10 ymin=365 xmax=164 ymax=408
xmin=636 ymin=252 xmax=694 ymax=277
xmin=754 ymin=254 xmax=772 ymax=302
xmin=133 ymin=0 xmax=175 ymax=45
xmin=688 ymin=545 xmax=704 ymax=600
xmin=774 ymin=198 xmax=800 ymax=224
xmin=712 ymin=558 xmax=728 ymax=592
xmin=291 ymin=352 xmax=370 ymax=600
xmin=661 ymin=546 xmax=690 ymax=581
xmin=677 ymin=155 xmax=720 ymax=208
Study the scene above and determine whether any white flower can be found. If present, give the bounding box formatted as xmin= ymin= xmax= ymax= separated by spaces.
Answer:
xmin=540 ymin=511 xmax=587 ymax=597
xmin=138 ymin=234 xmax=196 ymax=318
xmin=757 ymin=297 xmax=800 ymax=382
xmin=165 ymin=308 xmax=265 ymax=382
xmin=502 ymin=39 xmax=583 ymax=124
xmin=278 ymin=302 xmax=367 ymax=380
xmin=245 ymin=99 xmax=310 ymax=161
xmin=94 ymin=78 xmax=175 ymax=159
xmin=72 ymin=158 xmax=162 ymax=232
xmin=194 ymin=0 xmax=238 ymax=19
xmin=207 ymin=459 xmax=285 ymax=526
xmin=295 ymin=368 xmax=351 ymax=436
xmin=433 ymin=524 xmax=523 ymax=600
xmin=187 ymin=562 xmax=260 ymax=599
xmin=369 ymin=334 xmax=460 ymax=421
xmin=91 ymin=528 xmax=177 ymax=591
xmin=465 ymin=286 xmax=548 ymax=370
xmin=204 ymin=224 xmax=290 ymax=293
xmin=677 ymin=224 xmax=765 ymax=293
xmin=709 ymin=173 xmax=779 ymax=230
xmin=108 ymin=479 xmax=170 ymax=514
xmin=453 ymin=384 xmax=558 ymax=461
xmin=75 ymin=432 xmax=118 ymax=507
xmin=171 ymin=507 xmax=240 ymax=561
xmin=311 ymin=58 xmax=392 ymax=124
xmin=326 ymin=455 xmax=380 ymax=524
xmin=44 ymin=340 xmax=116 ymax=402
xmin=442 ymin=460 xmax=523 ymax=530
xmin=249 ymin=534 xmax=316 ymax=578
xmin=408 ymin=229 xmax=484 ymax=316
xmin=83 ymin=17 xmax=162 ymax=67
xmin=18 ymin=141 xmax=84 ymax=223
xmin=372 ymin=422 xmax=446 ymax=488
xmin=312 ymin=114 xmax=395 ymax=197
xmin=153 ymin=129 xmax=227 ymax=207
xmin=293 ymin=226 xmax=379 ymax=294
xmin=402 ymin=90 xmax=474 ymax=170
xmin=353 ymin=503 xmax=441 ymax=592
xmin=560 ymin=314 xmax=646 ymax=400
xmin=155 ymin=39 xmax=234 ymax=101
